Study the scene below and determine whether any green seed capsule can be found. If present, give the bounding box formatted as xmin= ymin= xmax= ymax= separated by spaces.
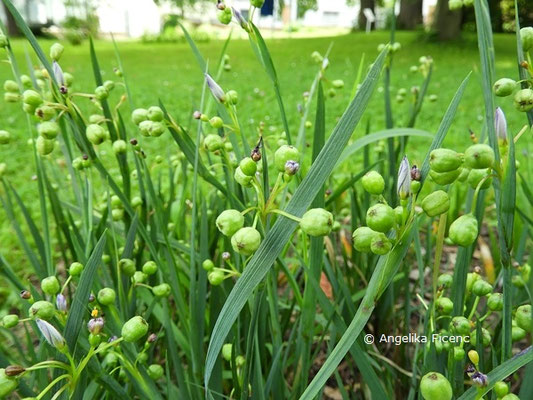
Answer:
xmin=41 ymin=276 xmax=60 ymax=295
xmin=362 ymin=171 xmax=385 ymax=195
xmin=36 ymin=136 xmax=54 ymax=155
xmin=435 ymin=297 xmax=453 ymax=314
xmin=226 ymin=90 xmax=238 ymax=105
xmin=472 ymin=279 xmax=492 ymax=296
xmin=493 ymin=78 xmax=516 ymax=97
xmin=4 ymin=92 xmax=19 ymax=102
xmin=370 ymin=233 xmax=392 ymax=255
xmin=69 ymin=262 xmax=84 ymax=276
xmin=29 ymin=300 xmax=55 ymax=320
xmin=457 ymin=167 xmax=470 ymax=182
xmin=501 ymin=394 xmax=520 ymax=400
xmin=515 ymin=304 xmax=531 ymax=332
xmin=88 ymin=333 xmax=101 ymax=347
xmin=132 ymin=196 xmax=143 ymax=208
xmin=142 ymin=261 xmax=157 ymax=275
xmin=239 ymin=157 xmax=257 ymax=176
xmin=429 ymin=168 xmax=460 ymax=185
xmin=209 ymin=116 xmax=224 ymax=129
xmin=218 ymin=8 xmax=232 ymax=25
xmin=231 ymin=227 xmax=261 ymax=255
xmin=20 ymin=75 xmax=32 ymax=88
xmin=421 ymin=190 xmax=450 ymax=217
xmin=208 ymin=269 xmax=225 ymax=285
xmin=204 ymin=134 xmax=223 ymax=152
xmin=148 ymin=364 xmax=164 ymax=380
xmin=429 ymin=148 xmax=463 ymax=172
xmin=38 ymin=121 xmax=59 ymax=139
xmin=470 ymin=327 xmax=491 ymax=347
xmin=121 ymin=316 xmax=149 ymax=342
xmin=274 ymin=145 xmax=300 ymax=172
xmin=467 ymin=168 xmax=492 ymax=190
xmin=487 ymin=293 xmax=503 ymax=311
xmin=22 ymin=89 xmax=43 ymax=107
xmin=147 ymin=106 xmax=164 ymax=122
xmin=521 ymin=26 xmax=533 ymax=52
xmin=49 ymin=43 xmax=64 ymax=61
xmin=332 ymin=79 xmax=344 ymax=89
xmin=94 ymin=85 xmax=109 ymax=101
xmin=464 ymin=144 xmax=495 ymax=169
xmin=139 ymin=120 xmax=152 ymax=137
xmin=366 ymin=203 xmax=395 ymax=233
xmin=3 ymin=80 xmax=19 ymax=93
xmin=453 ymin=347 xmax=465 ymax=361
xmin=511 ymin=325 xmax=526 ymax=342
xmin=2 ymin=314 xmax=19 ymax=328
xmin=0 ymin=130 xmax=10 ymax=145
xmin=113 ymin=140 xmax=127 ymax=154
xmin=352 ymin=226 xmax=377 ymax=252
xmin=103 ymin=80 xmax=115 ymax=91
xmin=437 ymin=273 xmax=453 ymax=288
xmin=119 ymin=258 xmax=136 ymax=277
xmin=222 ymin=343 xmax=233 ymax=361
xmin=493 ymin=381 xmax=509 ymax=397
xmin=0 ymin=368 xmax=18 ymax=398
xmin=449 ymin=214 xmax=478 ymax=247
xmin=86 ymin=124 xmax=106 ymax=145
xmin=35 ymin=105 xmax=56 ymax=121
xmin=466 ymin=272 xmax=480 ymax=293
xmin=63 ymin=72 xmax=74 ymax=86
xmin=98 ymin=288 xmax=116 ymax=305
xmin=202 ymin=259 xmax=215 ymax=271
xmin=152 ymin=283 xmax=171 ymax=298
xmin=420 ymin=372 xmax=452 ymax=400
xmin=451 ymin=316 xmax=471 ymax=336
xmin=234 ymin=166 xmax=253 ymax=187
xmin=300 ymin=208 xmax=333 ymax=236
xmin=132 ymin=108 xmax=148 ymax=125
xmin=216 ymin=209 xmax=244 ymax=237
xmin=514 ymin=88 xmax=533 ymax=112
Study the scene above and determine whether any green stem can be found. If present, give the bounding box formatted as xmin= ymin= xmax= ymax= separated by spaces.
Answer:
xmin=36 ymin=374 xmax=70 ymax=400
xmin=268 ymin=209 xmax=302 ymax=223
xmin=430 ymin=213 xmax=447 ymax=333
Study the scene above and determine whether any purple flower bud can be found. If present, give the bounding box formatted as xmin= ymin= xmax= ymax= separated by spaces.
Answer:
xmin=56 ymin=294 xmax=67 ymax=312
xmin=147 ymin=333 xmax=157 ymax=343
xmin=36 ymin=319 xmax=66 ymax=350
xmin=465 ymin=364 xmax=476 ymax=376
xmin=193 ymin=110 xmax=202 ymax=120
xmin=284 ymin=160 xmax=300 ymax=176
xmin=494 ymin=107 xmax=507 ymax=144
xmin=397 ymin=156 xmax=411 ymax=200
xmin=108 ymin=335 xmax=118 ymax=343
xmin=410 ymin=165 xmax=421 ymax=181
xmin=222 ymin=251 xmax=231 ymax=261
xmin=88 ymin=293 xmax=95 ymax=303
xmin=53 ymin=61 xmax=64 ymax=86
xmin=232 ymin=7 xmax=248 ymax=30
xmin=205 ymin=74 xmax=226 ymax=103
xmin=472 ymin=371 xmax=488 ymax=387
xmin=87 ymin=317 xmax=105 ymax=334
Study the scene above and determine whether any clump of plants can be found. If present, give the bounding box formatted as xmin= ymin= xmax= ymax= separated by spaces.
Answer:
xmin=0 ymin=0 xmax=531 ymax=399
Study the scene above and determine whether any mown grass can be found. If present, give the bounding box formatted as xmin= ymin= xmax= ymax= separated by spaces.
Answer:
xmin=0 ymin=30 xmax=528 ymax=269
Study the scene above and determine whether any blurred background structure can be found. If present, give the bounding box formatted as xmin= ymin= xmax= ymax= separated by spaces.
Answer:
xmin=0 ymin=0 xmax=532 ymax=42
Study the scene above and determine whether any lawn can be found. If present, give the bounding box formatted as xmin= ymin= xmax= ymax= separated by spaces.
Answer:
xmin=0 ymin=30 xmax=528 ymax=267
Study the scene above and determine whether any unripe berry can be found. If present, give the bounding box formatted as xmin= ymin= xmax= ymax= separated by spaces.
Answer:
xmin=218 ymin=8 xmax=232 ymax=24
xmin=50 ymin=43 xmax=64 ymax=61
xmin=208 ymin=269 xmax=225 ymax=285
xmin=142 ymin=261 xmax=158 ymax=275
xmin=449 ymin=214 xmax=478 ymax=247
xmin=22 ymin=89 xmax=43 ymax=107
xmin=29 ymin=300 xmax=55 ymax=320
xmin=119 ymin=258 xmax=136 ymax=276
xmin=239 ymin=157 xmax=257 ymax=176
xmin=450 ymin=316 xmax=471 ymax=336
xmin=512 ymin=325 xmax=526 ymax=342
xmin=520 ymin=26 xmax=533 ymax=52
xmin=421 ymin=190 xmax=450 ymax=217
xmin=274 ymin=145 xmax=300 ymax=172
xmin=231 ymin=227 xmax=261 ymax=255
xmin=41 ymin=276 xmax=60 ymax=295
xmin=98 ymin=288 xmax=116 ymax=306
xmin=300 ymin=208 xmax=333 ymax=236
xmin=370 ymin=232 xmax=392 ymax=255
xmin=149 ymin=121 xmax=165 ymax=137
xmin=429 ymin=148 xmax=463 ymax=172
xmin=148 ymin=364 xmax=164 ymax=380
xmin=0 ymin=130 xmax=10 ymax=145
xmin=2 ymin=315 xmax=19 ymax=329
xmin=366 ymin=203 xmax=395 ymax=233
xmin=464 ymin=144 xmax=495 ymax=169
xmin=86 ymin=124 xmax=106 ymax=145
xmin=202 ymin=259 xmax=215 ymax=271
xmin=487 ymin=293 xmax=503 ymax=311
xmin=147 ymin=106 xmax=164 ymax=122
xmin=209 ymin=116 xmax=224 ymax=129
xmin=472 ymin=279 xmax=492 ymax=296
xmin=216 ymin=209 xmax=244 ymax=237
xmin=132 ymin=108 xmax=148 ymax=125
xmin=69 ymin=261 xmax=84 ymax=276
xmin=121 ymin=316 xmax=149 ymax=342
xmin=493 ymin=78 xmax=516 ymax=97
xmin=35 ymin=105 xmax=56 ymax=121
xmin=467 ymin=168 xmax=492 ymax=189
xmin=38 ymin=121 xmax=59 ymax=139
xmin=515 ymin=304 xmax=531 ymax=332
xmin=420 ymin=372 xmax=452 ymax=400
xmin=429 ymin=168 xmax=460 ymax=185
xmin=4 ymin=92 xmax=19 ymax=102
xmin=362 ymin=171 xmax=385 ymax=195
xmin=3 ymin=80 xmax=18 ymax=92
xmin=234 ymin=166 xmax=253 ymax=187
xmin=152 ymin=283 xmax=171 ymax=298
xmin=113 ymin=140 xmax=127 ymax=154
xmin=435 ymin=297 xmax=453 ymax=314
xmin=437 ymin=273 xmax=453 ymax=288
xmin=352 ymin=226 xmax=377 ymax=252
xmin=94 ymin=86 xmax=109 ymax=101
xmin=514 ymin=88 xmax=533 ymax=112
xmin=204 ymin=134 xmax=223 ymax=152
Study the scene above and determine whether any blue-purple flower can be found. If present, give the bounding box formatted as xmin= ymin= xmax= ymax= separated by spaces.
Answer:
xmin=397 ymin=156 xmax=411 ymax=200
xmin=494 ymin=107 xmax=507 ymax=144
xmin=205 ymin=74 xmax=226 ymax=103
xmin=36 ymin=319 xmax=66 ymax=350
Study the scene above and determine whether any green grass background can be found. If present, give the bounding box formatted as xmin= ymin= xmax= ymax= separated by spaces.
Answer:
xmin=0 ymin=30 xmax=529 ymax=270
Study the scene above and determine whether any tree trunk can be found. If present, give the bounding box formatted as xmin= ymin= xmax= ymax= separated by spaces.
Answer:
xmin=432 ymin=0 xmax=463 ymax=40
xmin=397 ymin=0 xmax=423 ymax=30
xmin=357 ymin=0 xmax=375 ymax=31
xmin=3 ymin=3 xmax=20 ymax=36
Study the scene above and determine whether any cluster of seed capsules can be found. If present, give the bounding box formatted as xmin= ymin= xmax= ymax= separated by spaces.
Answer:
xmin=493 ymin=27 xmax=533 ymax=112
